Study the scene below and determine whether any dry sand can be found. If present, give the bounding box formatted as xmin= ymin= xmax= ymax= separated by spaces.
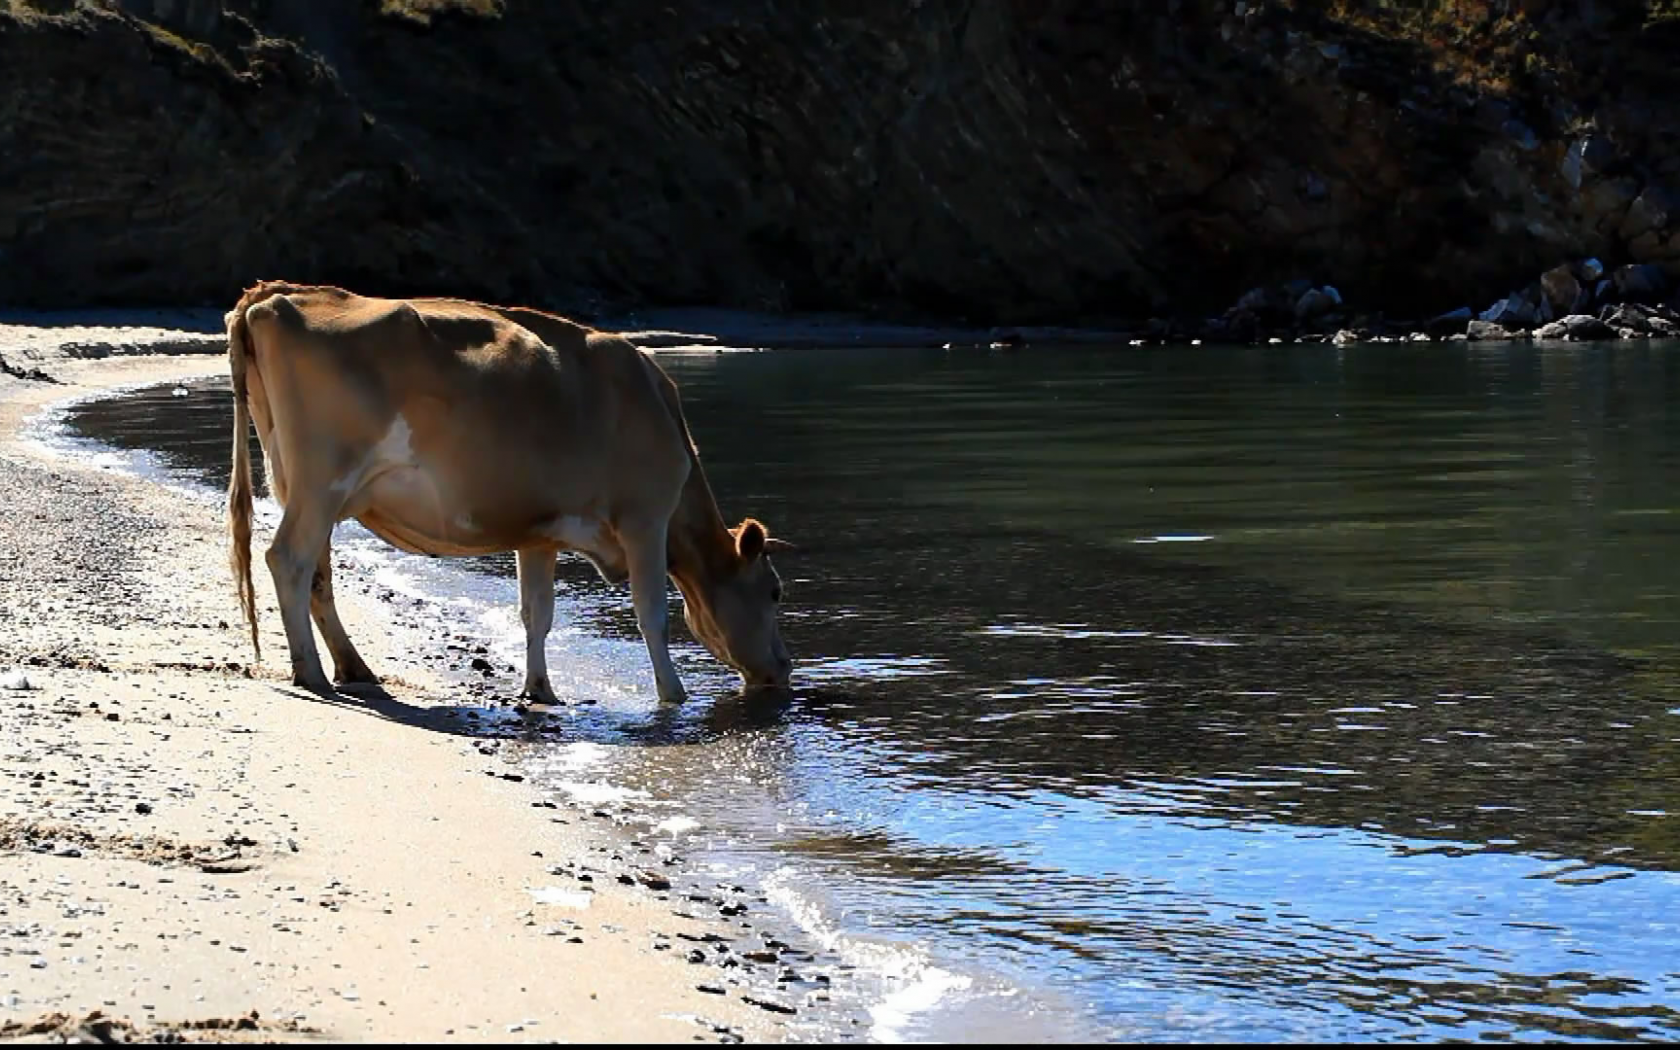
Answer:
xmin=0 ymin=320 xmax=800 ymax=1043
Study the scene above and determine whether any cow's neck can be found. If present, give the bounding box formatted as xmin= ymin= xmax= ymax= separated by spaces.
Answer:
xmin=665 ymin=459 xmax=735 ymax=599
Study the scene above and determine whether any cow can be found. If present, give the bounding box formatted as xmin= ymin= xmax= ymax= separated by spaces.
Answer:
xmin=223 ymin=281 xmax=793 ymax=706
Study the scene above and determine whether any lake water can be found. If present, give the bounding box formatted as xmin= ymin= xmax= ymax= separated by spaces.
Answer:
xmin=52 ymin=339 xmax=1680 ymax=1041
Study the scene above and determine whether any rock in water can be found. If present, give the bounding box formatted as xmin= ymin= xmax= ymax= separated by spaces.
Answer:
xmin=1533 ymin=315 xmax=1616 ymax=341
xmin=1467 ymin=319 xmax=1522 ymax=341
xmin=1601 ymin=303 xmax=1680 ymax=337
xmin=0 ymin=669 xmax=36 ymax=690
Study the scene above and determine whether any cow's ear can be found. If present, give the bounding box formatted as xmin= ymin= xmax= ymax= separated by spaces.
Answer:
xmin=736 ymin=518 xmax=767 ymax=562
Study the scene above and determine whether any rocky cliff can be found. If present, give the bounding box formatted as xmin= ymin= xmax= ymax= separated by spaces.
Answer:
xmin=2 ymin=0 xmax=1679 ymax=326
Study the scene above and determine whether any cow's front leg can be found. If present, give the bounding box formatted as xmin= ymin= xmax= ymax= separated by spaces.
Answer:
xmin=515 ymin=547 xmax=561 ymax=705
xmin=623 ymin=524 xmax=687 ymax=705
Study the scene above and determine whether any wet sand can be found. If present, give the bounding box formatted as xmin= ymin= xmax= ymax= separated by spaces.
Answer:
xmin=0 ymin=319 xmax=787 ymax=1043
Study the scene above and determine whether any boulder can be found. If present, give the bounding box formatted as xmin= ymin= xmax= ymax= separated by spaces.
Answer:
xmin=1467 ymin=319 xmax=1523 ymax=341
xmin=1479 ymin=294 xmax=1537 ymax=328
xmin=1629 ymin=229 xmax=1666 ymax=262
xmin=1210 ymin=308 xmax=1262 ymax=342
xmin=1619 ymin=185 xmax=1677 ymax=242
xmin=1503 ymin=119 xmax=1540 ymax=152
xmin=1582 ymin=177 xmax=1643 ymax=235
xmin=1533 ymin=314 xmax=1616 ymax=340
xmin=1561 ymin=134 xmax=1619 ymax=190
xmin=1578 ymin=257 xmax=1606 ymax=283
xmin=1294 ymin=287 xmax=1338 ymax=319
xmin=1581 ymin=135 xmax=1619 ymax=176
xmin=1540 ymin=264 xmax=1582 ymax=313
xmin=1426 ymin=306 xmax=1473 ymax=336
xmin=1232 ymin=285 xmax=1299 ymax=320
xmin=117 ymin=0 xmax=221 ymax=38
xmin=1601 ymin=303 xmax=1680 ymax=336
xmin=1234 ymin=286 xmax=1271 ymax=313
xmin=1612 ymin=263 xmax=1669 ymax=303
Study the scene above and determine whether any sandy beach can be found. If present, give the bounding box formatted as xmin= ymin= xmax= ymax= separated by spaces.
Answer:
xmin=0 ymin=319 xmax=794 ymax=1043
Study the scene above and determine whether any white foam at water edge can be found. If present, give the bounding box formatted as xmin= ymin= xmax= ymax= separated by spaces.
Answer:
xmin=762 ymin=866 xmax=974 ymax=1043
xmin=550 ymin=779 xmax=651 ymax=806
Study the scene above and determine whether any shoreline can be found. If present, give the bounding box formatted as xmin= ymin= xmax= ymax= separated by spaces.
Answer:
xmin=0 ymin=322 xmax=799 ymax=1043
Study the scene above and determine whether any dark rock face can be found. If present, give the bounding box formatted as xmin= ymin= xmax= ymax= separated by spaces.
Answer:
xmin=2 ymin=1 xmax=1680 ymax=322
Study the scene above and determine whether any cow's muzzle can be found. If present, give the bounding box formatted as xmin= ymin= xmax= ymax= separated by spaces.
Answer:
xmin=744 ymin=657 xmax=793 ymax=691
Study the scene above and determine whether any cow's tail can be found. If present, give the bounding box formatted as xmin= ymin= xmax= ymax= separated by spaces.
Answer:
xmin=226 ymin=288 xmax=265 ymax=662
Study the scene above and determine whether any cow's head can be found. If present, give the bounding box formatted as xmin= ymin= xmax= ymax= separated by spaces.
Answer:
xmin=683 ymin=518 xmax=793 ymax=690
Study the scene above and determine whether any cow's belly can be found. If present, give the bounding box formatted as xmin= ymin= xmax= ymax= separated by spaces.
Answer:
xmin=347 ymin=465 xmax=624 ymax=569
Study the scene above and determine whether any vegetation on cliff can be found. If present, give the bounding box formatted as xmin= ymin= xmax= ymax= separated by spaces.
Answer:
xmin=1 ymin=0 xmax=1678 ymax=327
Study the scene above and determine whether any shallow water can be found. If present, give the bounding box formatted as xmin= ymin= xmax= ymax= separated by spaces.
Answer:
xmin=59 ymin=339 xmax=1680 ymax=1041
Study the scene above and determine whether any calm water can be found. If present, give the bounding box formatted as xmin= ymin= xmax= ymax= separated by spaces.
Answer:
xmin=59 ymin=340 xmax=1680 ymax=1041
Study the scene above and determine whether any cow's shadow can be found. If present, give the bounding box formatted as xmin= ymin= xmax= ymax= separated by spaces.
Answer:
xmin=278 ymin=676 xmax=800 ymax=748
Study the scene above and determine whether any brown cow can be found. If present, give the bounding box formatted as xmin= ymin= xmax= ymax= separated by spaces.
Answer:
xmin=224 ymin=281 xmax=793 ymax=705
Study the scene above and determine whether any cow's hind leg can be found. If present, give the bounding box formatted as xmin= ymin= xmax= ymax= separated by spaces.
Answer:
xmin=623 ymin=522 xmax=687 ymax=705
xmin=515 ymin=548 xmax=560 ymax=705
xmin=311 ymin=546 xmax=377 ymax=686
xmin=266 ymin=503 xmax=337 ymax=695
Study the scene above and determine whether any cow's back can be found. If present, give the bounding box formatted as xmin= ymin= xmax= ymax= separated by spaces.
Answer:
xmin=241 ymin=286 xmax=691 ymax=549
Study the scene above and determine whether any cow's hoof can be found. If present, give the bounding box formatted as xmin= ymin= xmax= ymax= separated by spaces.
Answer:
xmin=521 ymin=680 xmax=561 ymax=706
xmin=335 ymin=665 xmax=379 ymax=686
xmin=655 ymin=683 xmax=688 ymax=706
xmin=292 ymin=673 xmax=337 ymax=697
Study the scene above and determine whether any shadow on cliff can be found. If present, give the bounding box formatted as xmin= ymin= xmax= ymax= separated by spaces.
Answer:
xmin=3 ymin=0 xmax=1670 ymax=322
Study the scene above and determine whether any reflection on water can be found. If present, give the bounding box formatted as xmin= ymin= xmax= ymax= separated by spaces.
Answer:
xmin=65 ymin=339 xmax=1680 ymax=1041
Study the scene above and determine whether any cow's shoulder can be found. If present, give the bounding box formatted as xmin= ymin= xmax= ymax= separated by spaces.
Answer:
xmin=252 ymin=286 xmax=410 ymax=337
